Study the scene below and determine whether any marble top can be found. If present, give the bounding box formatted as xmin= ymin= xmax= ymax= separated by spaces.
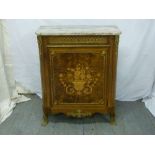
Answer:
xmin=36 ymin=26 xmax=121 ymax=36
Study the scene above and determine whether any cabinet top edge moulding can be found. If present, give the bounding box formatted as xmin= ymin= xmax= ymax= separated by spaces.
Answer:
xmin=36 ymin=25 xmax=121 ymax=36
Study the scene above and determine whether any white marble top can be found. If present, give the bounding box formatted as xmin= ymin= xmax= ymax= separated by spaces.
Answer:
xmin=36 ymin=26 xmax=121 ymax=36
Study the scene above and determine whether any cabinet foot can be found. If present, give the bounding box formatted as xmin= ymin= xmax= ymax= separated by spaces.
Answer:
xmin=110 ymin=113 xmax=115 ymax=125
xmin=41 ymin=114 xmax=48 ymax=126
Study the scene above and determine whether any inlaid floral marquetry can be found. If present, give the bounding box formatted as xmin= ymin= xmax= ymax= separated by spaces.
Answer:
xmin=51 ymin=52 xmax=106 ymax=105
xmin=59 ymin=63 xmax=101 ymax=96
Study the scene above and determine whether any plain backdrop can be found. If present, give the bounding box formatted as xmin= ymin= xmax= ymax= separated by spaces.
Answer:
xmin=4 ymin=19 xmax=155 ymax=101
xmin=0 ymin=0 xmax=155 ymax=153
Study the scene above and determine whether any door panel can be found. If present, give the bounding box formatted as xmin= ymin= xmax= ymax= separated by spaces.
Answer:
xmin=48 ymin=47 xmax=110 ymax=106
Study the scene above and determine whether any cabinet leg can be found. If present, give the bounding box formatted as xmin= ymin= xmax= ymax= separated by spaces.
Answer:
xmin=41 ymin=114 xmax=48 ymax=126
xmin=110 ymin=112 xmax=115 ymax=125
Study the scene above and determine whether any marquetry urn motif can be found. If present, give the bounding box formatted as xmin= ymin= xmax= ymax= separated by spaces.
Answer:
xmin=59 ymin=63 xmax=101 ymax=96
xmin=36 ymin=26 xmax=121 ymax=125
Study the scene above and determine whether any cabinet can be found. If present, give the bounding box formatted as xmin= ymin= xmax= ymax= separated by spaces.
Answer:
xmin=36 ymin=26 xmax=121 ymax=125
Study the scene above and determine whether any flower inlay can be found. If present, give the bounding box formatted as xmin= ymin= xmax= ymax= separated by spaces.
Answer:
xmin=59 ymin=63 xmax=100 ymax=95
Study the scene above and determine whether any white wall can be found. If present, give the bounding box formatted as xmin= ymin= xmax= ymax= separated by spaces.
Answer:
xmin=4 ymin=19 xmax=155 ymax=101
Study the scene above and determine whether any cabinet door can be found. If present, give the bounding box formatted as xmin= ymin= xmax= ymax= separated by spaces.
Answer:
xmin=47 ymin=47 xmax=110 ymax=107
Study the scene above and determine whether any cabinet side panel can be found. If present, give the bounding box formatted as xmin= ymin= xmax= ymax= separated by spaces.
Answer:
xmin=108 ymin=36 xmax=119 ymax=108
xmin=37 ymin=36 xmax=51 ymax=113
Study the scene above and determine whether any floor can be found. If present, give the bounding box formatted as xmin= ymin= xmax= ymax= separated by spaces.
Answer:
xmin=0 ymin=95 xmax=155 ymax=135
